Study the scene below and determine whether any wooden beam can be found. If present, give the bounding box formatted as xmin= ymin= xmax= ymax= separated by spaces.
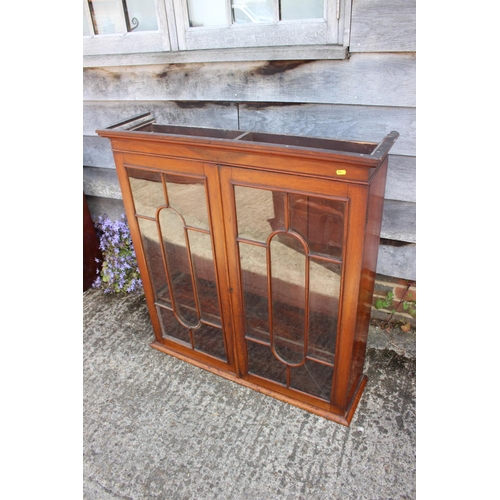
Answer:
xmin=83 ymin=53 xmax=415 ymax=108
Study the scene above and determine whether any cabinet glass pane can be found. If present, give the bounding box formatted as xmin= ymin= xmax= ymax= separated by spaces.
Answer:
xmin=235 ymin=186 xmax=285 ymax=242
xmin=280 ymin=0 xmax=324 ymax=20
xmin=128 ymin=169 xmax=164 ymax=218
xmin=308 ymin=258 xmax=341 ymax=363
xmin=239 ymin=242 xmax=269 ymax=343
xmin=247 ymin=340 xmax=286 ymax=385
xmin=290 ymin=360 xmax=333 ymax=401
xmin=158 ymin=207 xmax=199 ymax=327
xmin=193 ymin=324 xmax=227 ymax=361
xmin=157 ymin=306 xmax=191 ymax=346
xmin=188 ymin=0 xmax=227 ymax=27
xmin=138 ymin=218 xmax=171 ymax=306
xmin=188 ymin=229 xmax=221 ymax=327
xmin=289 ymin=194 xmax=345 ymax=260
xmin=270 ymin=232 xmax=307 ymax=366
xmin=165 ymin=174 xmax=209 ymax=230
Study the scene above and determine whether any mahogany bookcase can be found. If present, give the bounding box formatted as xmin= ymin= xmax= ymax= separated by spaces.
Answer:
xmin=97 ymin=113 xmax=398 ymax=425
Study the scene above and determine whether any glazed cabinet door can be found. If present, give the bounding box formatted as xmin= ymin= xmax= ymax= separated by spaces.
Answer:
xmin=219 ymin=166 xmax=368 ymax=413
xmin=116 ymin=154 xmax=236 ymax=372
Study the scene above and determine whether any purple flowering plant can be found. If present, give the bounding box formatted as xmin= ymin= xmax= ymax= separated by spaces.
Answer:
xmin=92 ymin=214 xmax=143 ymax=294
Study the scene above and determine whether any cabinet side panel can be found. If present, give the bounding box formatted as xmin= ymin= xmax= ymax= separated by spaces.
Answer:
xmin=348 ymin=159 xmax=389 ymax=401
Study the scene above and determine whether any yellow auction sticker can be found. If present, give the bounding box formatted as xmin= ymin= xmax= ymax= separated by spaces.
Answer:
xmin=336 ymin=169 xmax=346 ymax=176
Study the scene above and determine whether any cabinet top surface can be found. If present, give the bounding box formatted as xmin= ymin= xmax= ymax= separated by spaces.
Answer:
xmin=96 ymin=113 xmax=399 ymax=172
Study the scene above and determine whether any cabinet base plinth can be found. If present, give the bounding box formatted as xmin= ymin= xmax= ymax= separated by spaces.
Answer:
xmin=150 ymin=340 xmax=367 ymax=426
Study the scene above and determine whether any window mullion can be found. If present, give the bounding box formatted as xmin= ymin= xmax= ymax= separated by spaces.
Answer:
xmin=83 ymin=0 xmax=96 ymax=36
xmin=325 ymin=0 xmax=339 ymax=44
xmin=157 ymin=0 xmax=175 ymax=51
xmin=226 ymin=0 xmax=233 ymax=26
xmin=116 ymin=0 xmax=129 ymax=33
xmin=172 ymin=0 xmax=188 ymax=49
xmin=340 ymin=0 xmax=352 ymax=47
xmin=274 ymin=0 xmax=280 ymax=23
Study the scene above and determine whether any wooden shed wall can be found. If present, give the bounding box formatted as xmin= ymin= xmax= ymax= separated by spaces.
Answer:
xmin=83 ymin=0 xmax=416 ymax=280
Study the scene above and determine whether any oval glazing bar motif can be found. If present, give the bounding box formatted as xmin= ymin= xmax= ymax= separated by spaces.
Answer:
xmin=128 ymin=167 xmax=227 ymax=361
xmin=158 ymin=205 xmax=201 ymax=329
xmin=236 ymin=187 xmax=345 ymax=401
xmin=268 ymin=230 xmax=309 ymax=367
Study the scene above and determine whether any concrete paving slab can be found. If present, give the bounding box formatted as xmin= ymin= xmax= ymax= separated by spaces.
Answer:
xmin=83 ymin=289 xmax=416 ymax=499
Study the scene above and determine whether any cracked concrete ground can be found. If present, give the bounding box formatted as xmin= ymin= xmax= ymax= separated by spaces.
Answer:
xmin=83 ymin=289 xmax=416 ymax=499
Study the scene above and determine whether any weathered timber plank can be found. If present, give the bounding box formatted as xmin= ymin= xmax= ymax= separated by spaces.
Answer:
xmin=386 ymin=155 xmax=415 ymax=203
xmin=84 ymin=136 xmax=116 ymax=168
xmin=83 ymin=53 xmax=415 ymax=107
xmin=83 ymin=101 xmax=239 ymax=136
xmin=83 ymin=166 xmax=122 ymax=200
xmin=381 ymin=200 xmax=415 ymax=243
xmin=377 ymin=242 xmax=415 ymax=281
xmin=239 ymin=103 xmax=415 ymax=156
xmin=350 ymin=0 xmax=416 ymax=53
xmin=83 ymin=45 xmax=348 ymax=68
xmin=86 ymin=195 xmax=126 ymax=222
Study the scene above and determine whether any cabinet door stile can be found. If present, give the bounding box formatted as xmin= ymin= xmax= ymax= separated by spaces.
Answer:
xmin=218 ymin=165 xmax=249 ymax=378
xmin=203 ymin=163 xmax=238 ymax=372
xmin=113 ymin=151 xmax=165 ymax=342
xmin=330 ymin=183 xmax=370 ymax=410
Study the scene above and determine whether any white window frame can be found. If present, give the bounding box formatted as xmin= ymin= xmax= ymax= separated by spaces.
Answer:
xmin=83 ymin=0 xmax=352 ymax=58
xmin=83 ymin=0 xmax=174 ymax=55
xmin=173 ymin=0 xmax=351 ymax=51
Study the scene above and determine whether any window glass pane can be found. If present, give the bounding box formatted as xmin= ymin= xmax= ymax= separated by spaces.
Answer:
xmin=88 ymin=0 xmax=123 ymax=34
xmin=188 ymin=0 xmax=227 ymax=27
xmin=124 ymin=0 xmax=158 ymax=31
xmin=232 ymin=0 xmax=274 ymax=24
xmin=83 ymin=3 xmax=91 ymax=35
xmin=280 ymin=0 xmax=324 ymax=21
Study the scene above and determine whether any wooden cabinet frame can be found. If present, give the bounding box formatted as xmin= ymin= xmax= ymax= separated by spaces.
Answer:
xmin=97 ymin=113 xmax=398 ymax=425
